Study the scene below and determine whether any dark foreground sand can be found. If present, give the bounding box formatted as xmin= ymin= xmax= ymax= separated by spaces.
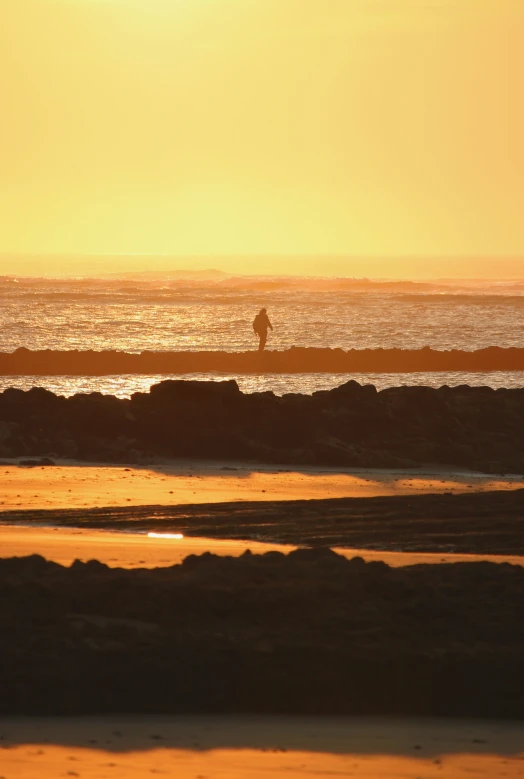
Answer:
xmin=1 ymin=715 xmax=523 ymax=778
xmin=2 ymin=548 xmax=524 ymax=719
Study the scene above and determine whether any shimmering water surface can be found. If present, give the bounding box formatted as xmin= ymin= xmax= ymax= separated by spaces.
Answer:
xmin=3 ymin=275 xmax=524 ymax=394
xmin=3 ymin=371 xmax=524 ymax=397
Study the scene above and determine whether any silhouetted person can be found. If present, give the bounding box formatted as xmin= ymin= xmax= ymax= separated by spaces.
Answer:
xmin=253 ymin=308 xmax=273 ymax=352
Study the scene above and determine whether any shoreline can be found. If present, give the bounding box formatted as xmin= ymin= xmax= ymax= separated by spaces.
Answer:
xmin=1 ymin=715 xmax=523 ymax=778
xmin=3 ymin=713 xmax=523 ymax=754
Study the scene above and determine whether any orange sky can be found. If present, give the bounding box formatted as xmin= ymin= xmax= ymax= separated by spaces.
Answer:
xmin=1 ymin=0 xmax=523 ymax=277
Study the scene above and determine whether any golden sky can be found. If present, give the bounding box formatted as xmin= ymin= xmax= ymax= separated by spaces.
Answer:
xmin=1 ymin=0 xmax=523 ymax=277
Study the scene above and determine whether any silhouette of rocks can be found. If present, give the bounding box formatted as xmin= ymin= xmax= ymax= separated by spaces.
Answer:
xmin=0 ymin=379 xmax=524 ymax=472
xmin=4 ymin=346 xmax=524 ymax=374
xmin=1 ymin=550 xmax=523 ymax=717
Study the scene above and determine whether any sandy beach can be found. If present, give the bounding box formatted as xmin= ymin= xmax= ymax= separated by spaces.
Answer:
xmin=1 ymin=715 xmax=523 ymax=778
xmin=1 ymin=459 xmax=523 ymax=512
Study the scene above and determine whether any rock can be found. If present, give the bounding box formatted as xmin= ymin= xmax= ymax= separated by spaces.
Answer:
xmin=0 ymin=421 xmax=16 ymax=443
xmin=0 ymin=551 xmax=523 ymax=718
xmin=0 ymin=379 xmax=524 ymax=472
xmin=288 ymin=547 xmax=344 ymax=564
xmin=149 ymin=379 xmax=240 ymax=403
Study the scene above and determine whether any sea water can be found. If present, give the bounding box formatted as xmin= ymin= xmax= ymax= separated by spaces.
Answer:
xmin=2 ymin=274 xmax=524 ymax=396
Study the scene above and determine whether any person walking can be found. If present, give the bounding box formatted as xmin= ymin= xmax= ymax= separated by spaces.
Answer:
xmin=252 ymin=308 xmax=273 ymax=352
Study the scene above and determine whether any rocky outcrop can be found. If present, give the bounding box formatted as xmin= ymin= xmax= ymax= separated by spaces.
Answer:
xmin=3 ymin=345 xmax=524 ymax=374
xmin=0 ymin=378 xmax=524 ymax=472
xmin=1 ymin=550 xmax=523 ymax=717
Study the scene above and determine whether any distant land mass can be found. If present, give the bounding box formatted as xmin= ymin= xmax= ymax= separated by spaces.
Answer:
xmin=1 ymin=254 xmax=524 ymax=279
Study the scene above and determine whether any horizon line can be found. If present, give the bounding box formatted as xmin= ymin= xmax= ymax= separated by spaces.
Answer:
xmin=2 ymin=252 xmax=524 ymax=259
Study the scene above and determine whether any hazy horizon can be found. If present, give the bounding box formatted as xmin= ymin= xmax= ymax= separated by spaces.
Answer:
xmin=2 ymin=254 xmax=524 ymax=280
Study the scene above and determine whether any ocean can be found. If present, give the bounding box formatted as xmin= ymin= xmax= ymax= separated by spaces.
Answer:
xmin=2 ymin=274 xmax=524 ymax=396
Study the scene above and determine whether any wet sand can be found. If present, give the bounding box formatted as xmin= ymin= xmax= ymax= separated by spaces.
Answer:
xmin=2 ymin=524 xmax=524 ymax=569
xmin=1 ymin=459 xmax=523 ymax=512
xmin=0 ymin=525 xmax=291 ymax=569
xmin=3 ymin=484 xmax=524 ymax=555
xmin=1 ymin=715 xmax=523 ymax=778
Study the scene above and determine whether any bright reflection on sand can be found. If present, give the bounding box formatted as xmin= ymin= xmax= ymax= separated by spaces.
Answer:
xmin=3 ymin=461 xmax=524 ymax=514
xmin=148 ymin=532 xmax=184 ymax=539
xmin=3 ymin=745 xmax=524 ymax=778
xmin=2 ymin=716 xmax=523 ymax=779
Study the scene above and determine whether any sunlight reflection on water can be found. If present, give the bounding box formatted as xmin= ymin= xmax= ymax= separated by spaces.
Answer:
xmin=2 ymin=370 xmax=524 ymax=398
xmin=3 ymin=279 xmax=524 ymax=355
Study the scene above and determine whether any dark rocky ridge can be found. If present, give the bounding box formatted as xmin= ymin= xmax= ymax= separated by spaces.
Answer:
xmin=1 ymin=378 xmax=524 ymax=473
xmin=4 ymin=345 xmax=524 ymax=374
xmin=1 ymin=550 xmax=523 ymax=717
